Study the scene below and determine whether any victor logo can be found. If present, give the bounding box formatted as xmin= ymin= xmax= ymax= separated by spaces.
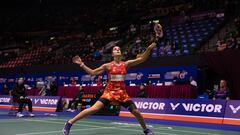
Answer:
xmin=134 ymin=102 xmax=165 ymax=110
xmin=34 ymin=99 xmax=40 ymax=104
xmin=40 ymin=99 xmax=58 ymax=105
xmin=170 ymin=103 xmax=180 ymax=110
xmin=182 ymin=103 xmax=222 ymax=113
xmin=0 ymin=98 xmax=10 ymax=103
xmin=229 ymin=105 xmax=240 ymax=114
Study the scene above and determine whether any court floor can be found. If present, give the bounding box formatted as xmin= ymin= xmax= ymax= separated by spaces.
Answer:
xmin=0 ymin=116 xmax=239 ymax=135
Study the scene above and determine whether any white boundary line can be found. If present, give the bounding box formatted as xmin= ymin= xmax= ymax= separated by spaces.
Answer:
xmin=114 ymin=127 xmax=178 ymax=135
xmin=24 ymin=119 xmax=102 ymax=128
xmin=0 ymin=105 xmax=55 ymax=109
xmin=121 ymin=111 xmax=224 ymax=120
xmin=15 ymin=127 xmax=114 ymax=135
xmin=46 ymin=118 xmax=156 ymax=128
xmin=223 ymin=118 xmax=240 ymax=121
xmin=47 ymin=118 xmax=160 ymax=129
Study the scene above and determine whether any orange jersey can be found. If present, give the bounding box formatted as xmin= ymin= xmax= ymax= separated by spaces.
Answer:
xmin=100 ymin=61 xmax=130 ymax=103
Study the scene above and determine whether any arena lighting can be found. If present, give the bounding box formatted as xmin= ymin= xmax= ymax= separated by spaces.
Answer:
xmin=153 ymin=20 xmax=160 ymax=23
xmin=216 ymin=13 xmax=224 ymax=18
xmin=50 ymin=36 xmax=55 ymax=40
xmin=149 ymin=20 xmax=159 ymax=24
xmin=109 ymin=27 xmax=118 ymax=31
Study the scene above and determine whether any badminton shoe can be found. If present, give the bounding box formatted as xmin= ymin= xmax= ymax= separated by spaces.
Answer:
xmin=144 ymin=128 xmax=155 ymax=135
xmin=63 ymin=121 xmax=72 ymax=135
xmin=16 ymin=112 xmax=24 ymax=118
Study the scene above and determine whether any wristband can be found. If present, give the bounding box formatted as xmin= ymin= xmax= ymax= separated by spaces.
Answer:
xmin=80 ymin=63 xmax=85 ymax=68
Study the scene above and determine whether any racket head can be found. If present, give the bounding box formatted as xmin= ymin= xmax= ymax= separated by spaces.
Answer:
xmin=154 ymin=23 xmax=163 ymax=38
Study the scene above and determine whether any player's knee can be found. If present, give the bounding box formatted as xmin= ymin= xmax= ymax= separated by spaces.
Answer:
xmin=90 ymin=107 xmax=101 ymax=113
xmin=131 ymin=109 xmax=141 ymax=116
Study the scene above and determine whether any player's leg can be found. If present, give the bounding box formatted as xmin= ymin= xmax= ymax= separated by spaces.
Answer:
xmin=16 ymin=99 xmax=25 ymax=117
xmin=25 ymin=98 xmax=33 ymax=112
xmin=73 ymin=100 xmax=79 ymax=110
xmin=66 ymin=100 xmax=74 ymax=112
xmin=17 ymin=99 xmax=24 ymax=113
xmin=131 ymin=108 xmax=147 ymax=129
xmin=63 ymin=98 xmax=110 ymax=135
xmin=26 ymin=98 xmax=34 ymax=117
xmin=69 ymin=101 xmax=104 ymax=124
xmin=131 ymin=108 xmax=154 ymax=135
xmin=121 ymin=100 xmax=155 ymax=135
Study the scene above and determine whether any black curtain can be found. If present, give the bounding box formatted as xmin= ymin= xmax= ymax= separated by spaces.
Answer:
xmin=202 ymin=49 xmax=240 ymax=99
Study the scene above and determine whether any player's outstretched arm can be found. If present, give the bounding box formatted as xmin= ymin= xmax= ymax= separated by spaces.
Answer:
xmin=72 ymin=55 xmax=108 ymax=76
xmin=125 ymin=42 xmax=156 ymax=68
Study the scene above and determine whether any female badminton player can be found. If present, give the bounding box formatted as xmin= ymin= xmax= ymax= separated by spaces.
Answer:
xmin=63 ymin=23 xmax=163 ymax=135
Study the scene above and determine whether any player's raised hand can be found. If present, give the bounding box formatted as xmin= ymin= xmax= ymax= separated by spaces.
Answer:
xmin=72 ymin=55 xmax=83 ymax=65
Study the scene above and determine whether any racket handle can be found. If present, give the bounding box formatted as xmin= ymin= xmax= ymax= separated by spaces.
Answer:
xmin=150 ymin=34 xmax=159 ymax=47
